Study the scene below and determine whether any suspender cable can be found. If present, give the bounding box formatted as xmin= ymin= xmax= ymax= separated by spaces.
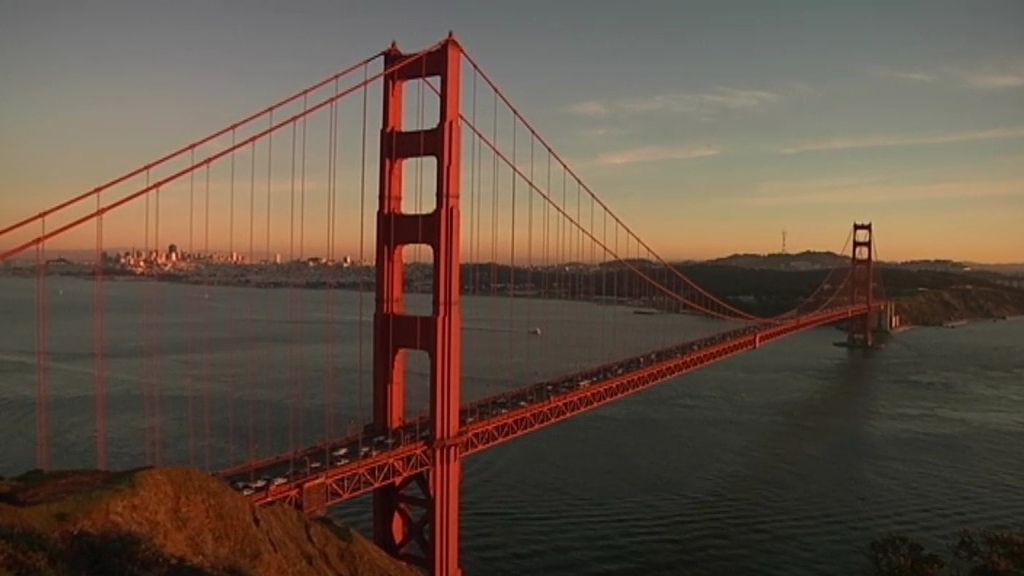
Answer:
xmin=526 ymin=133 xmax=534 ymax=386
xmin=230 ymin=129 xmax=236 ymax=259
xmin=288 ymin=119 xmax=298 ymax=466
xmin=266 ymin=111 xmax=274 ymax=262
xmin=544 ymin=152 xmax=550 ymax=295
xmin=509 ymin=117 xmax=517 ymax=388
xmin=186 ymin=148 xmax=196 ymax=467
xmin=142 ymin=170 xmax=153 ymax=466
xmin=265 ymin=111 xmax=274 ymax=458
xmin=298 ymin=93 xmax=308 ymax=449
xmin=153 ymin=181 xmax=163 ymax=466
xmin=300 ymin=94 xmax=308 ymax=261
xmin=469 ymin=69 xmax=478 ymax=297
xmin=203 ymin=162 xmax=212 ymax=470
xmin=474 ymin=78 xmax=483 ymax=298
xmin=227 ymin=139 xmax=238 ymax=465
xmin=357 ymin=61 xmax=369 ymax=427
xmin=35 ymin=218 xmax=48 ymax=471
xmin=95 ymin=192 xmax=107 ymax=470
xmin=561 ymin=167 xmax=567 ymax=299
xmin=248 ymin=139 xmax=257 ymax=467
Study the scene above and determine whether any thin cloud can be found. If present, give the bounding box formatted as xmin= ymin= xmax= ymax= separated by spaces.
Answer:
xmin=596 ymin=145 xmax=721 ymax=166
xmin=966 ymin=73 xmax=1024 ymax=88
xmin=955 ymin=60 xmax=1024 ymax=88
xmin=871 ymin=66 xmax=936 ymax=82
xmin=621 ymin=89 xmax=780 ymax=114
xmin=779 ymin=126 xmax=1024 ymax=155
xmin=567 ymin=87 xmax=781 ymax=120
xmin=869 ymin=61 xmax=1024 ymax=89
xmin=567 ymin=101 xmax=610 ymax=118
xmin=579 ymin=126 xmax=625 ymax=139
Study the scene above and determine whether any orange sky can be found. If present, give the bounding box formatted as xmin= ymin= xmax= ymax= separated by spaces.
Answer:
xmin=2 ymin=3 xmax=1022 ymax=264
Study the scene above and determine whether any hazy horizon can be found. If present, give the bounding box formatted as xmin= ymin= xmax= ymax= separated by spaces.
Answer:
xmin=7 ymin=245 xmax=1021 ymax=267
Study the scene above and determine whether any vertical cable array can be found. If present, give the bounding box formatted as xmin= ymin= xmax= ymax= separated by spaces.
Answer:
xmin=459 ymin=49 xmax=768 ymax=322
xmin=0 ymin=47 xmax=408 ymax=474
xmin=323 ymin=79 xmax=339 ymax=462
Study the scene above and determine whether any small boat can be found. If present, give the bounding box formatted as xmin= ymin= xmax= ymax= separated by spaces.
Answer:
xmin=528 ymin=327 xmax=542 ymax=336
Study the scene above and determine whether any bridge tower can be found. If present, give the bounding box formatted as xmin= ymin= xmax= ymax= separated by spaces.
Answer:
xmin=849 ymin=222 xmax=874 ymax=347
xmin=373 ymin=36 xmax=463 ymax=575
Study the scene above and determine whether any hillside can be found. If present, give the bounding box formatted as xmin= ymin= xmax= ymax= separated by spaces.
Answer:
xmin=707 ymin=250 xmax=848 ymax=271
xmin=677 ymin=264 xmax=1024 ymax=324
xmin=0 ymin=468 xmax=420 ymax=576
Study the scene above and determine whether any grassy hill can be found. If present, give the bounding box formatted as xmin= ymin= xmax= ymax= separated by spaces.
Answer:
xmin=0 ymin=468 xmax=420 ymax=576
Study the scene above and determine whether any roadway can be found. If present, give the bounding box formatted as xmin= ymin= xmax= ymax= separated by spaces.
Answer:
xmin=221 ymin=304 xmax=877 ymax=513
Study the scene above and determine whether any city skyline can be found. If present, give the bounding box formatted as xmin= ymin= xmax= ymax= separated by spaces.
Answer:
xmin=2 ymin=1 xmax=1022 ymax=263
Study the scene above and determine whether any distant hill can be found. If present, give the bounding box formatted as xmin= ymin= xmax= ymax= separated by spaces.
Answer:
xmin=704 ymin=252 xmax=1024 ymax=277
xmin=0 ymin=468 xmax=419 ymax=576
xmin=674 ymin=259 xmax=1024 ymax=324
xmin=706 ymin=251 xmax=848 ymax=271
xmin=964 ymin=261 xmax=1024 ymax=275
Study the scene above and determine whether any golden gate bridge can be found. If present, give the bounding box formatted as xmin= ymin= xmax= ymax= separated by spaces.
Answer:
xmin=0 ymin=35 xmax=889 ymax=575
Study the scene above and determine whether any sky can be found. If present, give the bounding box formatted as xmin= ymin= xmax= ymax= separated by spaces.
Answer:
xmin=1 ymin=0 xmax=1022 ymax=263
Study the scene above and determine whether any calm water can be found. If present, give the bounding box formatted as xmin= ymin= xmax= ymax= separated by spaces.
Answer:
xmin=1 ymin=276 xmax=1022 ymax=574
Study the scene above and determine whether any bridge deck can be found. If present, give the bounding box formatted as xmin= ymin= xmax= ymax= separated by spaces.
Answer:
xmin=224 ymin=305 xmax=874 ymax=512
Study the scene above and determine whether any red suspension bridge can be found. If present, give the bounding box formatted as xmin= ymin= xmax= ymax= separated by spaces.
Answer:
xmin=0 ymin=35 xmax=890 ymax=575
